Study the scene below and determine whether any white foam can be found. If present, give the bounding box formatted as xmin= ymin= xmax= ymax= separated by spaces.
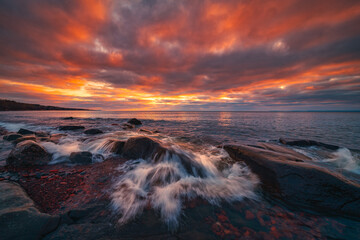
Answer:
xmin=111 ymin=145 xmax=258 ymax=229
xmin=325 ymin=148 xmax=360 ymax=174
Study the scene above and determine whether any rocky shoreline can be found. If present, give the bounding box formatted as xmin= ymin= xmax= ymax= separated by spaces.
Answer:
xmin=0 ymin=119 xmax=359 ymax=239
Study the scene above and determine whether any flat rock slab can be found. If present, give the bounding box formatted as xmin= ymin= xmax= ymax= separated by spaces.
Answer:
xmin=0 ymin=181 xmax=59 ymax=240
xmin=224 ymin=144 xmax=360 ymax=218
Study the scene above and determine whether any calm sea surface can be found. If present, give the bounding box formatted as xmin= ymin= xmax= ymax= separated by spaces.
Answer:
xmin=0 ymin=111 xmax=359 ymax=149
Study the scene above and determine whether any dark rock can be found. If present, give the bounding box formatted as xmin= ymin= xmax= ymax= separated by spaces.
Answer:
xmin=35 ymin=131 xmax=49 ymax=137
xmin=256 ymin=142 xmax=311 ymax=162
xmin=139 ymin=128 xmax=153 ymax=134
xmin=3 ymin=134 xmax=23 ymax=141
xmin=224 ymin=144 xmax=360 ymax=218
xmin=17 ymin=128 xmax=35 ymax=135
xmin=63 ymin=117 xmax=75 ymax=120
xmin=48 ymin=134 xmax=67 ymax=144
xmin=69 ymin=151 xmax=93 ymax=164
xmin=14 ymin=136 xmax=37 ymax=144
xmin=84 ymin=128 xmax=103 ymax=135
xmin=122 ymin=123 xmax=134 ymax=130
xmin=279 ymin=138 xmax=339 ymax=150
xmin=59 ymin=126 xmax=85 ymax=131
xmin=101 ymin=139 xmax=125 ymax=154
xmin=127 ymin=118 xmax=142 ymax=125
xmin=0 ymin=181 xmax=60 ymax=240
xmin=7 ymin=140 xmax=51 ymax=166
xmin=0 ymin=127 xmax=8 ymax=135
xmin=122 ymin=136 xmax=164 ymax=160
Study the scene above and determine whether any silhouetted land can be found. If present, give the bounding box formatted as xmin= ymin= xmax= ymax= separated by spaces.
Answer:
xmin=0 ymin=99 xmax=90 ymax=111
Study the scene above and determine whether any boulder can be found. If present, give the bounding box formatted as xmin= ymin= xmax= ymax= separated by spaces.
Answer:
xmin=0 ymin=181 xmax=60 ymax=240
xmin=84 ymin=129 xmax=103 ymax=135
xmin=14 ymin=136 xmax=37 ymax=144
xmin=122 ymin=136 xmax=164 ymax=160
xmin=3 ymin=134 xmax=22 ymax=141
xmin=69 ymin=152 xmax=93 ymax=164
xmin=35 ymin=131 xmax=49 ymax=137
xmin=17 ymin=128 xmax=35 ymax=135
xmin=279 ymin=138 xmax=339 ymax=150
xmin=100 ymin=139 xmax=125 ymax=155
xmin=224 ymin=144 xmax=360 ymax=218
xmin=0 ymin=127 xmax=8 ymax=135
xmin=122 ymin=123 xmax=134 ymax=130
xmin=58 ymin=126 xmax=85 ymax=131
xmin=7 ymin=140 xmax=51 ymax=166
xmin=127 ymin=118 xmax=142 ymax=125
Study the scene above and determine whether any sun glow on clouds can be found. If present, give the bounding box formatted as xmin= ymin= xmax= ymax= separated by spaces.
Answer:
xmin=0 ymin=0 xmax=360 ymax=110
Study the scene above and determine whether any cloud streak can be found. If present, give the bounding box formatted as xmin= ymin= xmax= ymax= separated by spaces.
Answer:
xmin=0 ymin=0 xmax=359 ymax=110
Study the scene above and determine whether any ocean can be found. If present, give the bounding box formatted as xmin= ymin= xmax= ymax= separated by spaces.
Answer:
xmin=1 ymin=111 xmax=360 ymax=239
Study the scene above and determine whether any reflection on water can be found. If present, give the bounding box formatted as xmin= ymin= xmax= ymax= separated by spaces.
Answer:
xmin=0 ymin=111 xmax=359 ymax=149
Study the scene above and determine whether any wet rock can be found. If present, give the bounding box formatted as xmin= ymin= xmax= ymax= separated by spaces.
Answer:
xmin=102 ymin=139 xmax=125 ymax=155
xmin=0 ymin=127 xmax=8 ymax=135
xmin=58 ymin=126 xmax=85 ymax=131
xmin=224 ymin=144 xmax=360 ymax=218
xmin=3 ymin=134 xmax=23 ymax=141
xmin=139 ymin=128 xmax=153 ymax=134
xmin=279 ymin=138 xmax=339 ymax=150
xmin=69 ymin=151 xmax=93 ymax=164
xmin=84 ymin=128 xmax=103 ymax=135
xmin=122 ymin=123 xmax=134 ymax=130
xmin=127 ymin=118 xmax=142 ymax=125
xmin=122 ymin=136 xmax=164 ymax=160
xmin=17 ymin=128 xmax=35 ymax=135
xmin=35 ymin=131 xmax=49 ymax=137
xmin=14 ymin=136 xmax=37 ymax=144
xmin=256 ymin=142 xmax=312 ymax=162
xmin=48 ymin=134 xmax=67 ymax=144
xmin=7 ymin=140 xmax=51 ymax=166
xmin=0 ymin=181 xmax=60 ymax=240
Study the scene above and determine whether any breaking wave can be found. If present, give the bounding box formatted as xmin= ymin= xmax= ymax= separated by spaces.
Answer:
xmin=111 ymin=144 xmax=258 ymax=229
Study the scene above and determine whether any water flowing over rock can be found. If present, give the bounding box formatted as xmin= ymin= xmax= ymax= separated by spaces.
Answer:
xmin=122 ymin=136 xmax=164 ymax=160
xmin=127 ymin=118 xmax=142 ymax=125
xmin=111 ymin=137 xmax=258 ymax=228
xmin=3 ymin=134 xmax=22 ymax=141
xmin=69 ymin=151 xmax=93 ymax=164
xmin=224 ymin=143 xmax=360 ymax=218
xmin=84 ymin=129 xmax=103 ymax=135
xmin=7 ymin=140 xmax=51 ymax=166
xmin=58 ymin=126 xmax=85 ymax=131
xmin=0 ymin=181 xmax=60 ymax=240
xmin=17 ymin=128 xmax=35 ymax=135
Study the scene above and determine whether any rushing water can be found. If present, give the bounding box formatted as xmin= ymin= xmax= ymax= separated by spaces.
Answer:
xmin=0 ymin=111 xmax=360 ymax=237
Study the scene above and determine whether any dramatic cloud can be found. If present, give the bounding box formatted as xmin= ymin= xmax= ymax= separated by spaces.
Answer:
xmin=0 ymin=0 xmax=359 ymax=110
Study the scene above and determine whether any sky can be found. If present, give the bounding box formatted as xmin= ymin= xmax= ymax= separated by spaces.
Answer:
xmin=0 ymin=0 xmax=359 ymax=111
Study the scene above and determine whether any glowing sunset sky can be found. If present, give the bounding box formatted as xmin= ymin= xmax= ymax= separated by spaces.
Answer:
xmin=0 ymin=0 xmax=359 ymax=111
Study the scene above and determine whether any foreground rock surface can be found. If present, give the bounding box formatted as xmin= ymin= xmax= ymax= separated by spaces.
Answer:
xmin=7 ymin=140 xmax=51 ymax=166
xmin=69 ymin=151 xmax=92 ymax=164
xmin=0 ymin=181 xmax=59 ymax=240
xmin=224 ymin=143 xmax=360 ymax=218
